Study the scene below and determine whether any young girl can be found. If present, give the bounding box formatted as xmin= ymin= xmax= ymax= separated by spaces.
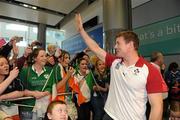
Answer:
xmin=46 ymin=101 xmax=68 ymax=120
xmin=91 ymin=59 xmax=110 ymax=120
xmin=73 ymin=58 xmax=94 ymax=120
xmin=54 ymin=50 xmax=77 ymax=120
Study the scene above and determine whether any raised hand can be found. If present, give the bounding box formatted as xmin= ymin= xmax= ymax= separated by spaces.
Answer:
xmin=75 ymin=13 xmax=84 ymax=32
xmin=54 ymin=48 xmax=62 ymax=58
xmin=23 ymin=46 xmax=32 ymax=58
xmin=12 ymin=43 xmax=19 ymax=57
xmin=9 ymin=67 xmax=19 ymax=80
xmin=67 ymin=66 xmax=75 ymax=76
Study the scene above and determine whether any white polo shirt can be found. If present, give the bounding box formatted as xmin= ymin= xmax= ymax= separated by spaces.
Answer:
xmin=104 ymin=53 xmax=167 ymax=120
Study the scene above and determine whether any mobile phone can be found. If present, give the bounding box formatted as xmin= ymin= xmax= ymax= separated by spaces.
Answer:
xmin=15 ymin=36 xmax=23 ymax=42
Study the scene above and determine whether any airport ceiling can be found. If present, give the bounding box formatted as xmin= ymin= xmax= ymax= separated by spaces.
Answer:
xmin=0 ymin=0 xmax=150 ymax=28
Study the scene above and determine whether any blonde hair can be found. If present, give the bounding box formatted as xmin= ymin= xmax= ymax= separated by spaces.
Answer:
xmin=47 ymin=44 xmax=56 ymax=52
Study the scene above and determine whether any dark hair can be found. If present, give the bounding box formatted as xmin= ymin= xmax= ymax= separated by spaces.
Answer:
xmin=168 ymin=62 xmax=179 ymax=71
xmin=29 ymin=47 xmax=45 ymax=64
xmin=30 ymin=40 xmax=42 ymax=47
xmin=77 ymin=58 xmax=87 ymax=65
xmin=76 ymin=52 xmax=89 ymax=59
xmin=0 ymin=55 xmax=9 ymax=65
xmin=69 ymin=52 xmax=88 ymax=67
xmin=59 ymin=50 xmax=70 ymax=62
xmin=116 ymin=31 xmax=139 ymax=50
xmin=0 ymin=55 xmax=8 ymax=60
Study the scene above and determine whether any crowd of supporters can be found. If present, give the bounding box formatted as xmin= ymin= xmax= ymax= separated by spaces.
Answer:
xmin=0 ymin=37 xmax=110 ymax=120
xmin=0 ymin=35 xmax=179 ymax=120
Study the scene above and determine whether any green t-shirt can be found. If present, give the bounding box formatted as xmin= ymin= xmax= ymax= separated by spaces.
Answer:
xmin=53 ymin=64 xmax=71 ymax=93
xmin=53 ymin=64 xmax=62 ymax=84
xmin=19 ymin=65 xmax=54 ymax=111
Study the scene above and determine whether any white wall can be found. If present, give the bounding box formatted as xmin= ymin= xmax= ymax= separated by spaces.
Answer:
xmin=60 ymin=0 xmax=103 ymax=40
xmin=60 ymin=0 xmax=180 ymax=67
xmin=132 ymin=0 xmax=180 ymax=67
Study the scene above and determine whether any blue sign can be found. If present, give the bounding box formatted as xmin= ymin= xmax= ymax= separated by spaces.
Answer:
xmin=62 ymin=24 xmax=103 ymax=54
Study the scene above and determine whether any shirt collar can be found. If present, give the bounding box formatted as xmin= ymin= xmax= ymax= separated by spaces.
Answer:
xmin=135 ymin=57 xmax=145 ymax=67
xmin=32 ymin=65 xmax=46 ymax=76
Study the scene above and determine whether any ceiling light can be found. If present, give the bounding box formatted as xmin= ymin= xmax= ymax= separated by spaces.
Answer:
xmin=6 ymin=24 xmax=28 ymax=31
xmin=23 ymin=4 xmax=28 ymax=7
xmin=32 ymin=6 xmax=37 ymax=10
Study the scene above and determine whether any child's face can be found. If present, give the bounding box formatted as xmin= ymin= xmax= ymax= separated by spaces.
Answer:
xmin=48 ymin=104 xmax=68 ymax=120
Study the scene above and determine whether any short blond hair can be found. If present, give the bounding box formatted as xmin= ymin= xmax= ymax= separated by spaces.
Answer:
xmin=47 ymin=44 xmax=56 ymax=52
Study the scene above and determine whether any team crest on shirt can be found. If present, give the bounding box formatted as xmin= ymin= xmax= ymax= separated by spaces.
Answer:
xmin=134 ymin=69 xmax=140 ymax=75
xmin=44 ymin=74 xmax=49 ymax=79
xmin=115 ymin=62 xmax=121 ymax=69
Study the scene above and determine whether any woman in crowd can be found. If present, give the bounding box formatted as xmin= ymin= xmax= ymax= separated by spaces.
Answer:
xmin=55 ymin=50 xmax=74 ymax=101
xmin=46 ymin=44 xmax=59 ymax=68
xmin=73 ymin=58 xmax=94 ymax=120
xmin=0 ymin=55 xmax=23 ymax=120
xmin=19 ymin=48 xmax=54 ymax=120
xmin=54 ymin=50 xmax=77 ymax=120
xmin=91 ymin=58 xmax=109 ymax=120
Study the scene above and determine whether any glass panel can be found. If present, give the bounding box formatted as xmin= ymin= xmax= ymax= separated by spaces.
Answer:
xmin=0 ymin=20 xmax=38 ymax=56
xmin=46 ymin=27 xmax=65 ymax=49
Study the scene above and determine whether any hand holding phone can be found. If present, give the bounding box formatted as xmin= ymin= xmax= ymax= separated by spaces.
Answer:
xmin=14 ymin=36 xmax=23 ymax=42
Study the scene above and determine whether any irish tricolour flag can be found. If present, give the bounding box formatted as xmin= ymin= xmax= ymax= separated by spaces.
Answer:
xmin=71 ymin=71 xmax=94 ymax=106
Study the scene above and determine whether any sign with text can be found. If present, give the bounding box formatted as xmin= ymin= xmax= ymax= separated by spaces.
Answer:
xmin=134 ymin=16 xmax=180 ymax=56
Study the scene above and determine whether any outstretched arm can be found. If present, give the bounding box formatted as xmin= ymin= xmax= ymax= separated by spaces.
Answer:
xmin=75 ymin=13 xmax=106 ymax=62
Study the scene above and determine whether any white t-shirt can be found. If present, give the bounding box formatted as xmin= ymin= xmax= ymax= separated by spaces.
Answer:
xmin=104 ymin=53 xmax=167 ymax=120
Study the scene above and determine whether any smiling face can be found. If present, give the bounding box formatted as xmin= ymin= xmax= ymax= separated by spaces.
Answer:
xmin=114 ymin=36 xmax=132 ymax=58
xmin=114 ymin=31 xmax=139 ymax=58
xmin=34 ymin=50 xmax=47 ymax=66
xmin=96 ymin=60 xmax=106 ymax=74
xmin=61 ymin=53 xmax=70 ymax=67
xmin=79 ymin=59 xmax=88 ymax=74
xmin=47 ymin=103 xmax=68 ymax=120
xmin=0 ymin=57 xmax=9 ymax=76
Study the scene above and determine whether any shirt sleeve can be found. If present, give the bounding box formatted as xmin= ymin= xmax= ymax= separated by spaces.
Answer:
xmin=56 ymin=65 xmax=62 ymax=82
xmin=19 ymin=67 xmax=28 ymax=89
xmin=105 ymin=53 xmax=117 ymax=67
xmin=16 ymin=56 xmax=26 ymax=70
xmin=146 ymin=65 xmax=168 ymax=93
